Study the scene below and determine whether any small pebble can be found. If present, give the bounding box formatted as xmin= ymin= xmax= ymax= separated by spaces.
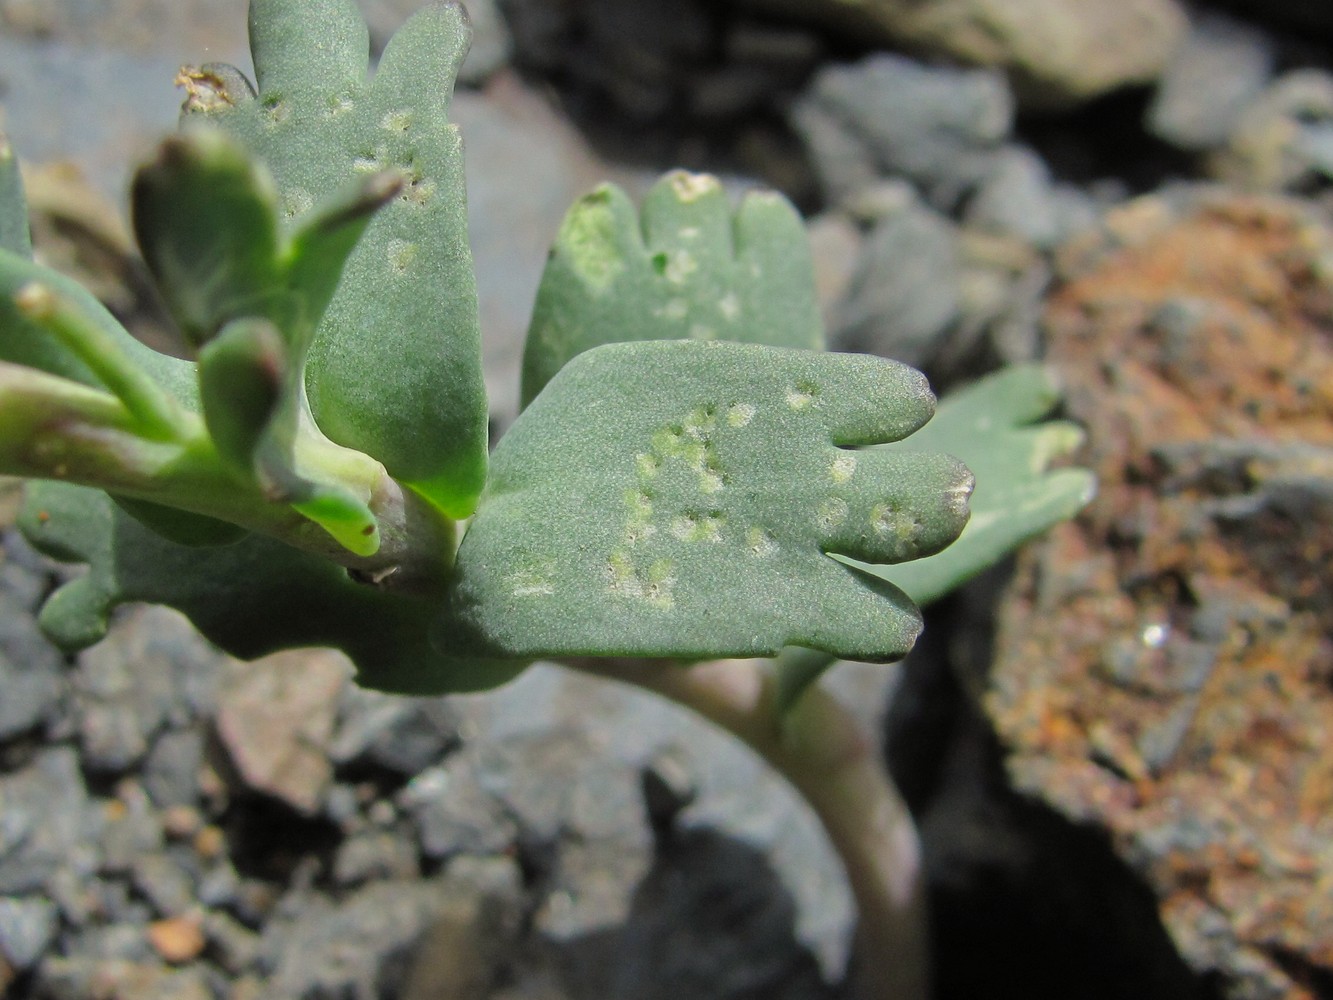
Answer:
xmin=161 ymin=805 xmax=204 ymax=841
xmin=147 ymin=915 xmax=206 ymax=963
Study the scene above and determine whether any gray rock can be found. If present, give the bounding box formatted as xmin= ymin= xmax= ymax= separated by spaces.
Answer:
xmin=0 ymin=589 xmax=64 ymax=740
xmin=0 ymin=747 xmax=98 ymax=896
xmin=203 ymin=909 xmax=261 ymax=976
xmin=457 ymin=0 xmax=513 ymax=85
xmin=398 ymin=760 xmax=518 ymax=860
xmin=1146 ymin=12 xmax=1274 ymax=152
xmin=964 ymin=145 xmax=1085 ymax=250
xmin=399 ymin=857 xmax=526 ymax=1000
xmin=71 ymin=605 xmax=224 ymax=773
xmin=794 ymin=54 xmax=1013 ymax=210
xmin=73 ymin=632 xmax=176 ymax=773
xmin=130 ymin=852 xmax=197 ymax=918
xmin=196 ymin=860 xmax=242 ymax=911
xmin=806 ymin=211 xmax=864 ymax=333
xmin=549 ymin=829 xmax=833 ymax=1000
xmin=0 ymin=35 xmax=238 ymax=207
xmin=97 ymin=782 xmax=164 ymax=877
xmin=523 ymin=748 xmax=654 ymax=941
xmin=141 ymin=727 xmax=205 ymax=809
xmin=330 ymin=688 xmax=458 ymax=777
xmin=258 ymin=878 xmax=466 ymax=1000
xmin=36 ymin=957 xmax=213 ymax=1000
xmin=46 ymin=863 xmax=102 ymax=927
xmin=739 ymin=0 xmax=1187 ymax=108
xmin=332 ymin=829 xmax=420 ymax=887
xmin=61 ymin=920 xmax=155 ymax=962
xmin=829 ymin=186 xmax=962 ymax=368
xmin=1 ymin=530 xmax=51 ymax=612
xmin=534 ymin=835 xmax=653 ymax=943
xmin=0 ymin=896 xmax=58 ymax=970
xmin=1214 ymin=69 xmax=1333 ymax=191
xmin=453 ymin=665 xmax=854 ymax=979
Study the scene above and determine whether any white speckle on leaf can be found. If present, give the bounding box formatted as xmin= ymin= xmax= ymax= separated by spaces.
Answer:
xmin=786 ymin=387 xmax=814 ymax=411
xmin=283 ymin=188 xmax=313 ymax=219
xmin=818 ymin=497 xmax=849 ymax=529
xmin=727 ymin=403 xmax=755 ymax=428
xmin=669 ymin=171 xmax=721 ymax=203
xmin=664 ymin=251 xmax=697 ymax=284
xmin=508 ymin=571 xmax=554 ymax=598
xmin=381 ymin=109 xmax=413 ymax=133
xmin=387 ymin=239 xmax=418 ymax=273
xmin=830 ymin=453 xmax=857 ymax=483
xmin=746 ymin=526 xmax=777 ymax=558
xmin=946 ymin=476 xmax=975 ymax=516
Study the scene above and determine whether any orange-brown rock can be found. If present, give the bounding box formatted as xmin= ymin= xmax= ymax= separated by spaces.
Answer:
xmin=990 ymin=190 xmax=1333 ymax=999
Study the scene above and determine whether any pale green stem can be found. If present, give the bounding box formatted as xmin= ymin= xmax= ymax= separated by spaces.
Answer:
xmin=0 ymin=360 xmax=453 ymax=590
xmin=14 ymin=281 xmax=186 ymax=440
xmin=567 ymin=656 xmax=931 ymax=1000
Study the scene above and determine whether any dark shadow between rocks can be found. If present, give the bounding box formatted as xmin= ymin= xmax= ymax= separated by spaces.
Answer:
xmin=548 ymin=827 xmax=837 ymax=1000
xmin=885 ymin=570 xmax=1221 ymax=1000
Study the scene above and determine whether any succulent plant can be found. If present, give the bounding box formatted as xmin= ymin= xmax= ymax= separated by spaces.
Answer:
xmin=0 ymin=5 xmax=1093 ymax=996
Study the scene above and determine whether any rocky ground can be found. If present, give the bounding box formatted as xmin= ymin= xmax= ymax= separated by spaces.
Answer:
xmin=0 ymin=1 xmax=1330 ymax=998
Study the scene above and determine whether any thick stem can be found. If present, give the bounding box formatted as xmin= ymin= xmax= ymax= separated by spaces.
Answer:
xmin=0 ymin=360 xmax=454 ymax=590
xmin=567 ymin=656 xmax=930 ymax=1000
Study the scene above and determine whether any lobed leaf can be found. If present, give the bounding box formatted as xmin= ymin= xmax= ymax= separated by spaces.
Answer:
xmin=444 ymin=340 xmax=973 ymax=662
xmin=187 ymin=0 xmax=487 ymax=518
xmin=774 ymin=364 xmax=1096 ymax=709
xmin=848 ymin=363 xmax=1095 ymax=606
xmin=521 ymin=172 xmax=824 ymax=407
xmin=20 ymin=480 xmax=522 ymax=695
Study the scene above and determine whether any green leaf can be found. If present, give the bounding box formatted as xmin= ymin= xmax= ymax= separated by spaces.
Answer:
xmin=0 ymin=130 xmax=32 ymax=259
xmin=521 ymin=173 xmax=825 ymax=408
xmin=19 ymin=480 xmax=522 ymax=695
xmin=197 ymin=317 xmax=286 ymax=477
xmin=132 ymin=129 xmax=400 ymax=359
xmin=444 ymin=340 xmax=972 ymax=661
xmin=773 ymin=365 xmax=1094 ymax=709
xmin=110 ymin=497 xmax=249 ymax=547
xmin=848 ymin=363 xmax=1095 ymax=606
xmin=132 ymin=130 xmax=286 ymax=348
xmin=189 ymin=0 xmax=487 ymax=518
xmin=0 ymin=248 xmax=197 ymax=406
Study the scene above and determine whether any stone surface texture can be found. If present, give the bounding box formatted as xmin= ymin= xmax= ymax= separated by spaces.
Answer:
xmin=990 ymin=190 xmax=1333 ymax=1000
xmin=734 ymin=0 xmax=1188 ymax=106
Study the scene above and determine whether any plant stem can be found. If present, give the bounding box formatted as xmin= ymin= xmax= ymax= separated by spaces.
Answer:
xmin=567 ymin=656 xmax=930 ymax=1000
xmin=14 ymin=281 xmax=186 ymax=440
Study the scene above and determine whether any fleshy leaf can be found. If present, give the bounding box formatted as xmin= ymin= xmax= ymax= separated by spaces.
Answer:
xmin=132 ymin=130 xmax=285 ymax=348
xmin=197 ymin=317 xmax=286 ymax=477
xmin=444 ymin=340 xmax=973 ymax=661
xmin=187 ymin=0 xmax=487 ymax=517
xmin=774 ymin=364 xmax=1096 ymax=710
xmin=132 ymin=129 xmax=400 ymax=358
xmin=19 ymin=480 xmax=522 ymax=695
xmin=850 ymin=363 xmax=1095 ymax=605
xmin=521 ymin=171 xmax=824 ymax=408
xmin=0 ymin=248 xmax=197 ymax=406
